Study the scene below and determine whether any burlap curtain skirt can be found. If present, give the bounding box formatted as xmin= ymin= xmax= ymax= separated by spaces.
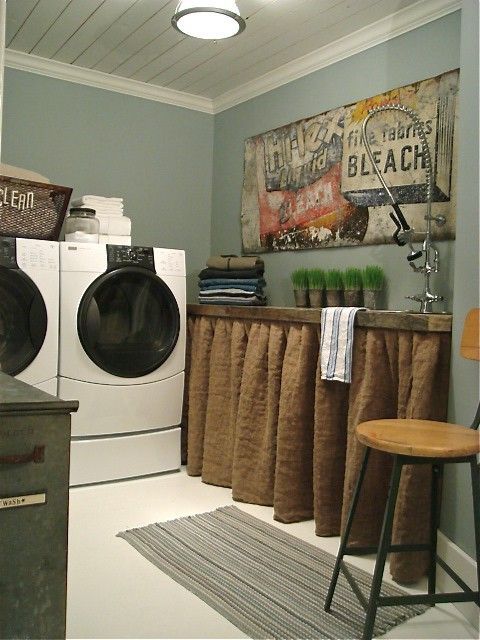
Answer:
xmin=185 ymin=315 xmax=451 ymax=584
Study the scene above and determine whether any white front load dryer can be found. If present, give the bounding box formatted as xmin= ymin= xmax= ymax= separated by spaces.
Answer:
xmin=57 ymin=242 xmax=186 ymax=486
xmin=0 ymin=236 xmax=59 ymax=395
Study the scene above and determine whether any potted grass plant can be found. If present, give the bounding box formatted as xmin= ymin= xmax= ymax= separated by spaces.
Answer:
xmin=325 ymin=269 xmax=343 ymax=306
xmin=307 ymin=268 xmax=325 ymax=307
xmin=362 ymin=265 xmax=385 ymax=309
xmin=291 ymin=268 xmax=310 ymax=307
xmin=343 ymin=268 xmax=363 ymax=307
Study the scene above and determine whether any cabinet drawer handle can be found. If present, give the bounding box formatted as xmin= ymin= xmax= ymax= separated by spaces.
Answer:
xmin=0 ymin=445 xmax=45 ymax=465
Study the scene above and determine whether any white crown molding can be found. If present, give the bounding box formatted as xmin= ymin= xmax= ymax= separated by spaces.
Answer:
xmin=4 ymin=49 xmax=215 ymax=114
xmin=4 ymin=0 xmax=460 ymax=116
xmin=212 ymin=0 xmax=461 ymax=113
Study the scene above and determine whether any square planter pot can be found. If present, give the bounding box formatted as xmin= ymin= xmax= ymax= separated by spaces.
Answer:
xmin=363 ymin=289 xmax=381 ymax=310
xmin=325 ymin=289 xmax=343 ymax=306
xmin=308 ymin=289 xmax=323 ymax=308
xmin=293 ymin=289 xmax=310 ymax=307
xmin=344 ymin=289 xmax=363 ymax=307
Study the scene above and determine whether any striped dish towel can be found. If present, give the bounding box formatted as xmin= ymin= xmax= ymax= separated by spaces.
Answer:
xmin=320 ymin=307 xmax=365 ymax=383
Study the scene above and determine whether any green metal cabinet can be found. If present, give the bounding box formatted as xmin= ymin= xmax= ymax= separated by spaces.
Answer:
xmin=0 ymin=373 xmax=78 ymax=640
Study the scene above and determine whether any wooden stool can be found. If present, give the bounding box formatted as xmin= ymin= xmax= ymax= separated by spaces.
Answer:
xmin=324 ymin=309 xmax=480 ymax=640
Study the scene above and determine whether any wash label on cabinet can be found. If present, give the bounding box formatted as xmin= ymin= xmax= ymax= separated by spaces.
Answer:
xmin=0 ymin=492 xmax=46 ymax=510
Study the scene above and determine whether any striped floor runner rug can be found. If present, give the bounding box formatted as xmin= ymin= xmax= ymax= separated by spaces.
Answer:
xmin=117 ymin=505 xmax=427 ymax=639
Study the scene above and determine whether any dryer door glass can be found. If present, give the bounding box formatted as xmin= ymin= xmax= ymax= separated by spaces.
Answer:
xmin=0 ymin=267 xmax=48 ymax=376
xmin=77 ymin=267 xmax=180 ymax=378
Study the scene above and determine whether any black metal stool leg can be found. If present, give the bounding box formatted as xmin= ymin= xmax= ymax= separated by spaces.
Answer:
xmin=324 ymin=447 xmax=371 ymax=611
xmin=470 ymin=457 xmax=480 ymax=606
xmin=362 ymin=455 xmax=403 ymax=640
xmin=428 ymin=463 xmax=443 ymax=595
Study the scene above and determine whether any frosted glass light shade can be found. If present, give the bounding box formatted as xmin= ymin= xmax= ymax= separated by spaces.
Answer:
xmin=172 ymin=1 xmax=246 ymax=39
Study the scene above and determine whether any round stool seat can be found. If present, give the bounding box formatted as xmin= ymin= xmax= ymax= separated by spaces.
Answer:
xmin=356 ymin=419 xmax=480 ymax=458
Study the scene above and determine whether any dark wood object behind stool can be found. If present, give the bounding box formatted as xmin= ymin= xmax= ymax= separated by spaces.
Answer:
xmin=324 ymin=308 xmax=480 ymax=640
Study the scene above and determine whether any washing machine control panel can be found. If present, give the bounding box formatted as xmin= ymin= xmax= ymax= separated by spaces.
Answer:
xmin=17 ymin=241 xmax=58 ymax=272
xmin=107 ymin=244 xmax=155 ymax=271
xmin=0 ymin=237 xmax=17 ymax=268
xmin=154 ymin=248 xmax=185 ymax=276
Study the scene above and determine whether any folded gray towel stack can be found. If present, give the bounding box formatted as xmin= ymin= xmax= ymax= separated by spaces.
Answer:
xmin=198 ymin=255 xmax=267 ymax=306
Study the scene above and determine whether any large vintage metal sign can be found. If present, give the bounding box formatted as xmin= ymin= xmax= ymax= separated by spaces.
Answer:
xmin=241 ymin=69 xmax=458 ymax=253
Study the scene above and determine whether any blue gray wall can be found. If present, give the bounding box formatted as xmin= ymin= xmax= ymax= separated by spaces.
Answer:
xmin=212 ymin=12 xmax=461 ymax=312
xmin=212 ymin=8 xmax=479 ymax=561
xmin=441 ymin=0 xmax=479 ymax=559
xmin=2 ymin=68 xmax=214 ymax=300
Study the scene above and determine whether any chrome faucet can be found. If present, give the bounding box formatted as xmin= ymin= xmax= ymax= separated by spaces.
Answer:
xmin=362 ymin=103 xmax=446 ymax=313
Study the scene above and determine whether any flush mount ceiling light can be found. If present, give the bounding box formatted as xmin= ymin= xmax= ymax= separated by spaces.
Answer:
xmin=171 ymin=1 xmax=246 ymax=40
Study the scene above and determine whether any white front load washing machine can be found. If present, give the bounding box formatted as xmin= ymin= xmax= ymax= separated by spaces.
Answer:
xmin=0 ymin=236 xmax=59 ymax=395
xmin=57 ymin=242 xmax=186 ymax=486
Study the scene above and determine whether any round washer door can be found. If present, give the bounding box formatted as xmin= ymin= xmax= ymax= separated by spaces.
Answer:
xmin=0 ymin=267 xmax=48 ymax=376
xmin=77 ymin=266 xmax=180 ymax=378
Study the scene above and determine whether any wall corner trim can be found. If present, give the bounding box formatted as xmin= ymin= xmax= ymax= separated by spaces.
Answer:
xmin=4 ymin=0 xmax=460 ymax=115
xmin=437 ymin=530 xmax=479 ymax=631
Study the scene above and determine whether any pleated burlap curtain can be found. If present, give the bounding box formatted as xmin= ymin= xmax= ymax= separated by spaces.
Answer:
xmin=185 ymin=315 xmax=451 ymax=584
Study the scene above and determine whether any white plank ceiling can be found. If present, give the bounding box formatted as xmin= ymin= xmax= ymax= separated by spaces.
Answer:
xmin=5 ymin=0 xmax=458 ymax=111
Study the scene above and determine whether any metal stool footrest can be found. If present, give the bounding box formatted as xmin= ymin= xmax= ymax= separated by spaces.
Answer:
xmin=436 ymin=556 xmax=475 ymax=593
xmin=379 ymin=592 xmax=480 ymax=607
xmin=339 ymin=558 xmax=480 ymax=612
xmin=340 ymin=561 xmax=370 ymax=612
xmin=345 ymin=543 xmax=431 ymax=555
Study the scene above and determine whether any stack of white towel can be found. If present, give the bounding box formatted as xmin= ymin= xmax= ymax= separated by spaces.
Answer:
xmin=70 ymin=195 xmax=132 ymax=245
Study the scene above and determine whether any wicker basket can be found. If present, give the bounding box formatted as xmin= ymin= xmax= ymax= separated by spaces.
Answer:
xmin=0 ymin=175 xmax=72 ymax=240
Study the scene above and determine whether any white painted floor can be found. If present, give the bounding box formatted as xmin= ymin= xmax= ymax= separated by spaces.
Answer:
xmin=66 ymin=469 xmax=478 ymax=639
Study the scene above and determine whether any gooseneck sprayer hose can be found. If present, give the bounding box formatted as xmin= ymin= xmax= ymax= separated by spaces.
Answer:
xmin=362 ymin=103 xmax=435 ymax=262
xmin=361 ymin=103 xmax=433 ymax=212
xmin=361 ymin=103 xmax=443 ymax=313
